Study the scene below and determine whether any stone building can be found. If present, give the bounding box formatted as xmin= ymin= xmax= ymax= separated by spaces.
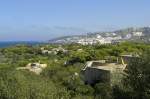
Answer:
xmin=81 ymin=59 xmax=127 ymax=86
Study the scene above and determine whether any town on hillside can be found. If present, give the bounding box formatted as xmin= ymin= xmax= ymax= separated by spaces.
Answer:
xmin=50 ymin=27 xmax=150 ymax=45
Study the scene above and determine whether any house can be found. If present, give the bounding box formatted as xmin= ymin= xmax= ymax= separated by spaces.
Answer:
xmin=41 ymin=50 xmax=53 ymax=54
xmin=132 ymin=32 xmax=143 ymax=37
xmin=41 ymin=46 xmax=68 ymax=55
xmin=41 ymin=47 xmax=51 ymax=54
xmin=81 ymin=55 xmax=139 ymax=86
xmin=125 ymin=34 xmax=132 ymax=39
xmin=77 ymin=49 xmax=83 ymax=52
xmin=52 ymin=47 xmax=68 ymax=54
xmin=81 ymin=58 xmax=127 ymax=86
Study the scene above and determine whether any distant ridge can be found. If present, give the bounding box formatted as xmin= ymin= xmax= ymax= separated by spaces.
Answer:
xmin=49 ymin=27 xmax=150 ymax=44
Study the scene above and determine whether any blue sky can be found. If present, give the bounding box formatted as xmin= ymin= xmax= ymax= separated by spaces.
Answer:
xmin=0 ymin=0 xmax=150 ymax=41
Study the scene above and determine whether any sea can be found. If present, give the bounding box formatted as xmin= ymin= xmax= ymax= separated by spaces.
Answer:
xmin=0 ymin=41 xmax=45 ymax=48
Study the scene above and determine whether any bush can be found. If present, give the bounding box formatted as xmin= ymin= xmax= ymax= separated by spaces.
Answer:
xmin=0 ymin=68 xmax=71 ymax=99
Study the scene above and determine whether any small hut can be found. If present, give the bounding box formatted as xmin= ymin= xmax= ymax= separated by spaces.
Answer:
xmin=81 ymin=60 xmax=127 ymax=86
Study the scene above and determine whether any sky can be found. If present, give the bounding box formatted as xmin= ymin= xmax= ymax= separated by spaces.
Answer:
xmin=0 ymin=0 xmax=150 ymax=41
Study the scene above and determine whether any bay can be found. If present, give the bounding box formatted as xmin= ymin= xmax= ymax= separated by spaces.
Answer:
xmin=0 ymin=41 xmax=44 ymax=48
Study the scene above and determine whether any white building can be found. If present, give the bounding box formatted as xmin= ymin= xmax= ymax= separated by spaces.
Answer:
xmin=125 ymin=34 xmax=132 ymax=39
xmin=96 ymin=34 xmax=102 ymax=39
xmin=132 ymin=32 xmax=143 ymax=37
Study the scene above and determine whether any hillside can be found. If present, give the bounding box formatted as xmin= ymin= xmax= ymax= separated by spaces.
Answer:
xmin=49 ymin=27 xmax=150 ymax=44
xmin=0 ymin=42 xmax=150 ymax=99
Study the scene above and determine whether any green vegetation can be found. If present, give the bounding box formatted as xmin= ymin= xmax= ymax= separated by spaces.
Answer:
xmin=0 ymin=42 xmax=150 ymax=99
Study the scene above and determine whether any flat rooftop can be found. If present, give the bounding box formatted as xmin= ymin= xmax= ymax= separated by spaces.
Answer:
xmin=83 ymin=61 xmax=126 ymax=71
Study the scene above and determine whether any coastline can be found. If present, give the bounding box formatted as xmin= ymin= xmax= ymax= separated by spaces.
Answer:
xmin=0 ymin=41 xmax=44 ymax=48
